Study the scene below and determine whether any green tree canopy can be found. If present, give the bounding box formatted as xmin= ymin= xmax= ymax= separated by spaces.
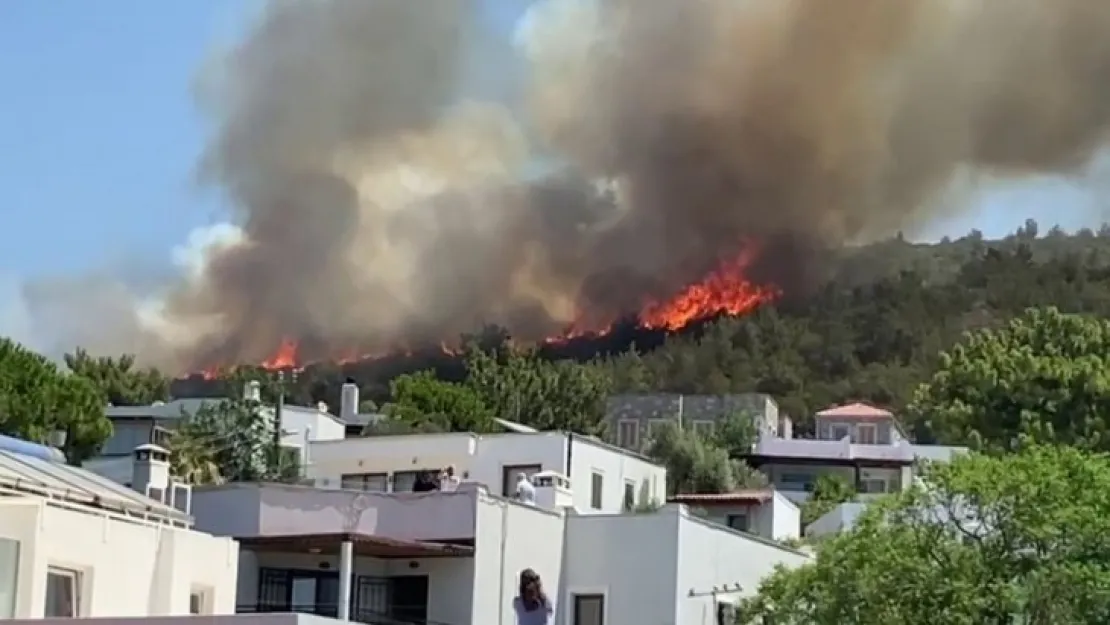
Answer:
xmin=646 ymin=421 xmax=766 ymax=494
xmin=464 ymin=346 xmax=611 ymax=434
xmin=64 ymin=348 xmax=169 ymax=407
xmin=739 ymin=445 xmax=1110 ymax=624
xmin=0 ymin=338 xmax=111 ymax=463
xmin=909 ymin=307 xmax=1110 ymax=451
xmin=168 ymin=391 xmax=298 ymax=484
xmin=384 ymin=370 xmax=495 ymax=432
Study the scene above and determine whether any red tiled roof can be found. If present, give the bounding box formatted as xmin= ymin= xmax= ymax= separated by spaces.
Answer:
xmin=667 ymin=489 xmax=773 ymax=505
xmin=815 ymin=402 xmax=893 ymax=419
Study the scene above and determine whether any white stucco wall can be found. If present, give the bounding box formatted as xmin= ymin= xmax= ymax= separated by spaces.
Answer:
xmin=561 ymin=506 xmax=809 ymax=625
xmin=305 ymin=431 xmax=667 ymax=515
xmin=561 ymin=511 xmax=680 ymax=625
xmin=674 ymin=506 xmax=810 ymax=625
xmin=564 ymin=436 xmax=666 ymax=512
xmin=279 ymin=407 xmax=347 ymax=449
xmin=472 ymin=491 xmax=565 ymax=625
xmin=0 ymin=497 xmax=238 ymax=618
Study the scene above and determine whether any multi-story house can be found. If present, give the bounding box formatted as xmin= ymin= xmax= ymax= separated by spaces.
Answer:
xmin=188 ymin=417 xmax=811 ymax=625
xmin=606 ymin=393 xmax=779 ymax=450
xmin=84 ymin=383 xmax=349 ymax=485
xmin=0 ymin=435 xmax=238 ymax=618
xmin=746 ymin=402 xmax=966 ymax=505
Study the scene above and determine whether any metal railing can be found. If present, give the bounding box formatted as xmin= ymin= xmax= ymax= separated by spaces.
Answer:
xmin=236 ymin=603 xmax=455 ymax=625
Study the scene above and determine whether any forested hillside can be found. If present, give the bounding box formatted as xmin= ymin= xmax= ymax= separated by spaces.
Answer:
xmin=165 ymin=220 xmax=1110 ymax=440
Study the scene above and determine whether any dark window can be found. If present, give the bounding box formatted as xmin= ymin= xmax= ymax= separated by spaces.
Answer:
xmin=726 ymin=513 xmax=749 ymax=532
xmin=573 ymin=593 xmax=605 ymax=625
xmin=44 ymin=568 xmax=80 ymax=618
xmin=252 ymin=568 xmax=427 ymax=622
xmin=189 ymin=591 xmax=204 ymax=615
xmin=341 ymin=472 xmax=388 ymax=492
xmin=622 ymin=480 xmax=635 ymax=511
xmin=502 ymin=464 xmax=542 ymax=497
xmin=393 ymin=470 xmax=437 ymax=492
xmin=590 ymin=472 xmax=604 ymax=509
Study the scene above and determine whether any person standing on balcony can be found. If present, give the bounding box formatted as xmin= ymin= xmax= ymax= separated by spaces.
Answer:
xmin=439 ymin=465 xmax=460 ymax=491
xmin=515 ymin=472 xmax=536 ymax=505
xmin=513 ymin=568 xmax=553 ymax=625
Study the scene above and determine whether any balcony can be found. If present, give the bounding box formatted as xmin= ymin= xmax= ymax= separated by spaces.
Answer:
xmin=191 ymin=482 xmax=480 ymax=542
xmin=237 ymin=603 xmax=454 ymax=625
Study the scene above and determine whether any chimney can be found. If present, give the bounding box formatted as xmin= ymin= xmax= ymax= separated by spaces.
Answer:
xmin=532 ymin=471 xmax=575 ymax=510
xmin=132 ymin=443 xmax=170 ymax=503
xmin=780 ymin=415 xmax=793 ymax=439
xmin=244 ymin=380 xmax=261 ymax=403
xmin=340 ymin=379 xmax=359 ymax=422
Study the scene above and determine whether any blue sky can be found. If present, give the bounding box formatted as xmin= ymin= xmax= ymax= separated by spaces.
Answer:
xmin=0 ymin=0 xmax=1105 ymax=286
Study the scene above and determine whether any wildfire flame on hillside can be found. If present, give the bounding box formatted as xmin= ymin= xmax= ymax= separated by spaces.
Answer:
xmin=198 ymin=246 xmax=777 ymax=379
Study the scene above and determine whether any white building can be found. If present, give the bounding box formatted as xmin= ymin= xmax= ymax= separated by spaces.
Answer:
xmin=748 ymin=402 xmax=968 ymax=504
xmin=667 ymin=490 xmax=801 ymax=541
xmin=192 ymin=480 xmax=810 ymax=625
xmin=306 ymin=428 xmax=668 ymax=514
xmin=0 ymin=437 xmax=239 ymax=619
xmin=86 ymin=383 xmax=348 ymax=485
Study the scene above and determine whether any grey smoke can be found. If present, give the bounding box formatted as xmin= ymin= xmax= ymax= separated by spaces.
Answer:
xmin=15 ymin=0 xmax=1110 ymax=372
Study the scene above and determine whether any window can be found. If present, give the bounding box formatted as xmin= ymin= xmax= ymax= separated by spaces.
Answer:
xmin=725 ymin=513 xmax=749 ymax=532
xmin=859 ymin=478 xmax=888 ymax=494
xmin=572 ymin=593 xmax=605 ymax=625
xmin=616 ymin=419 xmax=640 ymax=449
xmin=44 ymin=567 xmax=81 ymax=618
xmin=691 ymin=419 xmax=715 ymax=438
xmin=779 ymin=473 xmax=816 ymax=492
xmin=341 ymin=472 xmax=388 ymax=492
xmin=189 ymin=586 xmax=213 ymax=615
xmin=622 ymin=480 xmax=635 ymax=511
xmin=830 ymin=424 xmax=851 ymax=441
xmin=855 ymin=424 xmax=877 ymax=444
xmin=590 ymin=472 xmax=604 ymax=509
xmin=393 ymin=469 xmax=437 ymax=493
xmin=645 ymin=418 xmax=670 ymax=440
xmin=502 ymin=464 xmax=542 ymax=497
xmin=0 ymin=538 xmax=18 ymax=619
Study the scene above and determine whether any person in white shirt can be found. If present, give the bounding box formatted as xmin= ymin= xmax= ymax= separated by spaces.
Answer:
xmin=516 ymin=473 xmax=536 ymax=505
xmin=439 ymin=465 xmax=461 ymax=491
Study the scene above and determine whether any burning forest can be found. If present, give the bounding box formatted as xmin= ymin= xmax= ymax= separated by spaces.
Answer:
xmin=22 ymin=0 xmax=1110 ymax=376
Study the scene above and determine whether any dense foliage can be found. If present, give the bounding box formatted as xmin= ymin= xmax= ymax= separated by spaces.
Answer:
xmin=7 ymin=224 xmax=1110 ymax=466
xmin=170 ymin=224 xmax=1110 ymax=442
xmin=738 ymin=445 xmax=1110 ymax=623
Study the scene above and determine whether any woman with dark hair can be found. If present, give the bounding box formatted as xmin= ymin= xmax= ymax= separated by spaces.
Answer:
xmin=513 ymin=568 xmax=553 ymax=625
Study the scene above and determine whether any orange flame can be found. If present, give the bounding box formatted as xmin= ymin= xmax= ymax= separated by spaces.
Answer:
xmin=196 ymin=247 xmax=778 ymax=377
xmin=639 ymin=249 xmax=779 ymax=331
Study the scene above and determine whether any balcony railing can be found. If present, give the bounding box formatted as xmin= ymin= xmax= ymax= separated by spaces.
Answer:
xmin=237 ymin=603 xmax=455 ymax=625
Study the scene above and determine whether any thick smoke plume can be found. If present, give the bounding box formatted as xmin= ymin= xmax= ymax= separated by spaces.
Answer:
xmin=22 ymin=0 xmax=1110 ymax=371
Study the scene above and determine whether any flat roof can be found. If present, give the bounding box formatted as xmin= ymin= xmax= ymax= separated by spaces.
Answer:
xmin=237 ymin=532 xmax=473 ymax=558
xmin=668 ymin=490 xmax=774 ymax=505
xmin=0 ymin=449 xmax=191 ymax=525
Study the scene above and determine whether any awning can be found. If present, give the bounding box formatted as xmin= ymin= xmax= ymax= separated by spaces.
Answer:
xmin=238 ymin=532 xmax=474 ymax=558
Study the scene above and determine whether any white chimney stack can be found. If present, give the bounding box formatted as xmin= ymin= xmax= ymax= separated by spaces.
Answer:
xmin=340 ymin=380 xmax=359 ymax=422
xmin=532 ymin=471 xmax=575 ymax=510
xmin=132 ymin=443 xmax=170 ymax=502
xmin=244 ymin=380 xmax=261 ymax=403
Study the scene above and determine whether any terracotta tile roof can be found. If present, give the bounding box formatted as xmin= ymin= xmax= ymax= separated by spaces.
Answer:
xmin=667 ymin=489 xmax=773 ymax=505
xmin=815 ymin=402 xmax=893 ymax=419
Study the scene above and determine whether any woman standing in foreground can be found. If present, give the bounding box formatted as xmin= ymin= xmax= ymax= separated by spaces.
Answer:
xmin=513 ymin=568 xmax=553 ymax=625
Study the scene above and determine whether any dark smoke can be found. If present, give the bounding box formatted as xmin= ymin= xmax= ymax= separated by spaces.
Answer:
xmin=42 ymin=0 xmax=1110 ymax=371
